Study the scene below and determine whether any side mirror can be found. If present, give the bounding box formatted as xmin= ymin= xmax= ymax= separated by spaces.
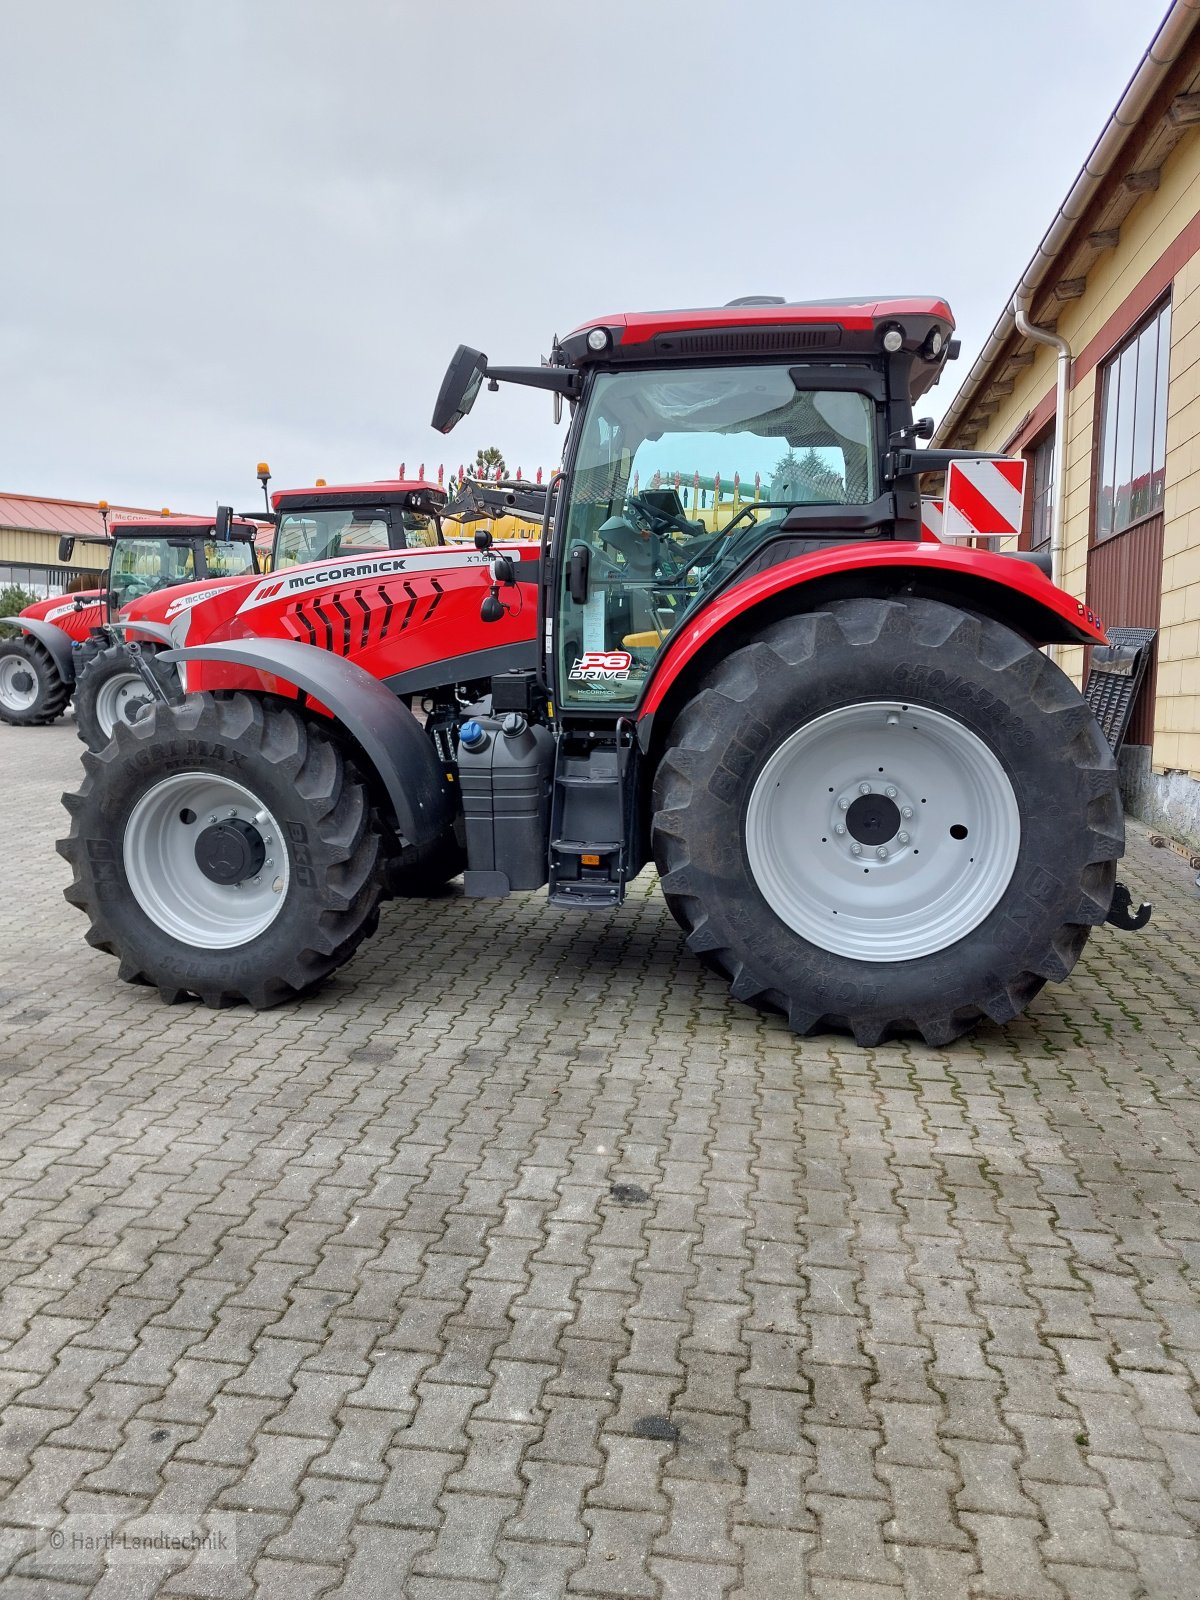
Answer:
xmin=58 ymin=536 xmax=75 ymax=563
xmin=431 ymin=344 xmax=488 ymax=434
xmin=214 ymin=505 xmax=232 ymax=542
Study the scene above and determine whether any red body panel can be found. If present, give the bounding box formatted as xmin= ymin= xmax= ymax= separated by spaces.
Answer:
xmin=638 ymin=542 xmax=1108 ymax=719
xmin=121 ymin=543 xmax=541 ymax=698
xmin=15 ymin=589 xmax=106 ymax=644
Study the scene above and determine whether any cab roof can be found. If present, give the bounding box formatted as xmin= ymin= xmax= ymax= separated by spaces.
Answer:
xmin=271 ymin=478 xmax=447 ymax=512
xmin=568 ymin=297 xmax=955 ymax=348
xmin=107 ymin=514 xmax=261 ymax=539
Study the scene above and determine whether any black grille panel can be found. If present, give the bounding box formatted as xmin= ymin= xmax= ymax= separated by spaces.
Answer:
xmin=652 ymin=325 xmax=842 ymax=357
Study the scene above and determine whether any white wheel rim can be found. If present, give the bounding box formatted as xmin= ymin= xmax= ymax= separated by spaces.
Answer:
xmin=94 ymin=671 xmax=154 ymax=737
xmin=123 ymin=773 xmax=290 ymax=948
xmin=0 ymin=653 xmax=39 ymax=712
xmin=744 ymin=700 xmax=1022 ymax=962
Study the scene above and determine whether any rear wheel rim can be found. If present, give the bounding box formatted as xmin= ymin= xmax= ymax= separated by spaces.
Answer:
xmin=0 ymin=654 xmax=39 ymax=712
xmin=123 ymin=773 xmax=290 ymax=948
xmin=94 ymin=671 xmax=153 ymax=737
xmin=743 ymin=700 xmax=1022 ymax=962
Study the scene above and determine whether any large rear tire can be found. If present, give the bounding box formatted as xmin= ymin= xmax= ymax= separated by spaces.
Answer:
xmin=651 ymin=598 xmax=1123 ymax=1046
xmin=58 ymin=693 xmax=384 ymax=1007
xmin=0 ymin=635 xmax=71 ymax=726
xmin=73 ymin=640 xmax=181 ymax=750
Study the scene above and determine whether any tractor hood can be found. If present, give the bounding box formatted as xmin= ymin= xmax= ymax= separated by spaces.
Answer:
xmin=13 ymin=590 xmax=105 ymax=626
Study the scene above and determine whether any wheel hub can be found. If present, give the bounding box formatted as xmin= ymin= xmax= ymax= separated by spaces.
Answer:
xmin=11 ymin=669 xmax=33 ymax=694
xmin=845 ymin=791 xmax=902 ymax=847
xmin=194 ymin=819 xmax=267 ymax=886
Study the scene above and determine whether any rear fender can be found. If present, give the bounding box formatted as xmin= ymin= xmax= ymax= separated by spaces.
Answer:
xmin=638 ymin=542 xmax=1107 ymax=739
xmin=161 ymin=638 xmax=454 ymax=847
xmin=0 ymin=617 xmax=75 ymax=683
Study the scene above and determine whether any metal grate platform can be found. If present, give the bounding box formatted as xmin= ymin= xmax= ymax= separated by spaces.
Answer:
xmin=1083 ymin=626 xmax=1157 ymax=754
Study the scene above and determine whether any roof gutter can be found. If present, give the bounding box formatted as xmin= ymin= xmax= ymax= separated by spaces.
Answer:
xmin=934 ymin=0 xmax=1200 ymax=447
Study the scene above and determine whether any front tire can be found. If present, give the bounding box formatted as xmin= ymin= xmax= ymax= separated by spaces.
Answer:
xmin=58 ymin=693 xmax=385 ymax=1007
xmin=73 ymin=640 xmax=181 ymax=750
xmin=651 ymin=598 xmax=1123 ymax=1046
xmin=0 ymin=635 xmax=71 ymax=726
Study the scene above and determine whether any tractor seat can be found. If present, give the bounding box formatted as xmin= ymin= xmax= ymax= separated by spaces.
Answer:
xmin=623 ymin=628 xmax=672 ymax=650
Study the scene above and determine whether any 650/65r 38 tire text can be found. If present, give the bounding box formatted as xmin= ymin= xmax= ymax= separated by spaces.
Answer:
xmin=73 ymin=638 xmax=182 ymax=750
xmin=0 ymin=634 xmax=71 ymax=726
xmin=58 ymin=692 xmax=385 ymax=1007
xmin=650 ymin=597 xmax=1124 ymax=1047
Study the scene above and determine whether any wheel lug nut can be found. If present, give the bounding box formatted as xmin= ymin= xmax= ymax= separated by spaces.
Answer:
xmin=850 ymin=843 xmax=862 ymax=856
xmin=834 ymin=824 xmax=845 ymax=836
xmin=885 ymin=786 xmax=897 ymax=798
xmin=897 ymin=831 xmax=909 ymax=844
xmin=858 ymin=782 xmax=871 ymax=795
xmin=901 ymin=805 xmax=913 ymax=819
xmin=876 ymin=846 xmax=888 ymax=859
xmin=209 ymin=814 xmax=218 ymax=824
xmin=838 ymin=798 xmax=849 ymax=811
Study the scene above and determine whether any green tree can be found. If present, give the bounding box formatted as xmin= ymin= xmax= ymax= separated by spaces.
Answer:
xmin=0 ymin=584 xmax=37 ymax=617
xmin=770 ymin=446 xmax=845 ymax=504
xmin=473 ymin=446 xmax=508 ymax=479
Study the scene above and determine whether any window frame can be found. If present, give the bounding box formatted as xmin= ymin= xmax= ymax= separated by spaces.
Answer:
xmin=1092 ymin=296 xmax=1172 ymax=546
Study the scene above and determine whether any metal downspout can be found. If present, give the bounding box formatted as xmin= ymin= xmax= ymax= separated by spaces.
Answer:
xmin=1013 ymin=297 xmax=1072 ymax=596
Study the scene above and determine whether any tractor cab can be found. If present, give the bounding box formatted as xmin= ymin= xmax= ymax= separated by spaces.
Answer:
xmin=264 ymin=479 xmax=448 ymax=571
xmin=58 ymin=511 xmax=261 ymax=621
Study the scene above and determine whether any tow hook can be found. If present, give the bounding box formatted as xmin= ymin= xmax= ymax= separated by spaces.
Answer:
xmin=1106 ymin=882 xmax=1152 ymax=932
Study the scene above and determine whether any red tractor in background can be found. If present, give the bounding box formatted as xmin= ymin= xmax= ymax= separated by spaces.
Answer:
xmin=60 ymin=295 xmax=1142 ymax=1044
xmin=0 ymin=509 xmax=261 ymax=740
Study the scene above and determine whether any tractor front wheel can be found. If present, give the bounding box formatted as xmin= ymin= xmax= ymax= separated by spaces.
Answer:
xmin=0 ymin=634 xmax=71 ymax=726
xmin=73 ymin=640 xmax=181 ymax=750
xmin=59 ymin=693 xmax=385 ymax=1007
xmin=651 ymin=597 xmax=1123 ymax=1046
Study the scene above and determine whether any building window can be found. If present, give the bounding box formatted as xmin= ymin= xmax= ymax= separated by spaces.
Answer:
xmin=1096 ymin=297 xmax=1171 ymax=541
xmin=1028 ymin=429 xmax=1055 ymax=551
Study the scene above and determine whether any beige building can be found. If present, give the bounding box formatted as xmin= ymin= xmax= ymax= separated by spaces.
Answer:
xmin=935 ymin=1 xmax=1200 ymax=847
xmin=0 ymin=493 xmax=159 ymax=598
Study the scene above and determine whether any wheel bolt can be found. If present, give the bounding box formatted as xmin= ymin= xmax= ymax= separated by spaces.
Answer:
xmin=897 ymin=831 xmax=909 ymax=845
xmin=850 ymin=842 xmax=862 ymax=856
xmin=227 ymin=809 xmax=237 ymax=818
xmin=901 ymin=805 xmax=913 ymax=818
xmin=858 ymin=782 xmax=871 ymax=795
xmin=209 ymin=814 xmax=218 ymax=824
xmin=885 ymin=785 xmax=897 ymax=798
xmin=838 ymin=798 xmax=849 ymax=811
xmin=834 ymin=824 xmax=845 ymax=835
xmin=876 ymin=846 xmax=888 ymax=859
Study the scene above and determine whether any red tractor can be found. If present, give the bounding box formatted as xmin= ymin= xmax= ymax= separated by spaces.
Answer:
xmin=61 ymin=296 xmax=1139 ymax=1044
xmin=0 ymin=509 xmax=261 ymax=741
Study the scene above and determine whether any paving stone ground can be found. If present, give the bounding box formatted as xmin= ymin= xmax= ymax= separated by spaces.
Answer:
xmin=1 ymin=715 xmax=1199 ymax=1600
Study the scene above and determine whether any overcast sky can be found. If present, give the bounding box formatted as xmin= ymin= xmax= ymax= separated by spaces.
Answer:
xmin=0 ymin=0 xmax=1170 ymax=511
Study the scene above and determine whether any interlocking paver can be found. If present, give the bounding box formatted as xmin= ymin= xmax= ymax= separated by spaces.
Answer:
xmin=1 ymin=719 xmax=1199 ymax=1596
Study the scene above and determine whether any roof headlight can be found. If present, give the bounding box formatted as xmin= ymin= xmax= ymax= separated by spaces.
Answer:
xmin=882 ymin=324 xmax=904 ymax=353
xmin=927 ymin=329 xmax=944 ymax=357
xmin=586 ymin=326 xmax=611 ymax=352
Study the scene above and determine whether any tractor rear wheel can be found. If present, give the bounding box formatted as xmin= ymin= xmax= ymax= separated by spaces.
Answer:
xmin=73 ymin=640 xmax=181 ymax=750
xmin=651 ymin=597 xmax=1123 ymax=1046
xmin=0 ymin=634 xmax=72 ymax=726
xmin=58 ymin=692 xmax=385 ymax=1007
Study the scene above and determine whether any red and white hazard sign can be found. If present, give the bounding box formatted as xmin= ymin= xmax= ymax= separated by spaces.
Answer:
xmin=920 ymin=498 xmax=944 ymax=540
xmin=942 ymin=458 xmax=1026 ymax=540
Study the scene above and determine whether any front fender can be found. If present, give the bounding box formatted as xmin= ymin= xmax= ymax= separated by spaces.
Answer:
xmin=108 ymin=620 xmax=176 ymax=647
xmin=0 ymin=617 xmax=75 ymax=683
xmin=638 ymin=541 xmax=1107 ymax=723
xmin=161 ymin=638 xmax=454 ymax=848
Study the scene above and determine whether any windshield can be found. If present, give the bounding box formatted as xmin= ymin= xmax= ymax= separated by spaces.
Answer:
xmin=557 ymin=365 xmax=879 ymax=706
xmin=273 ymin=506 xmax=441 ymax=569
xmin=109 ymin=537 xmax=196 ymax=606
